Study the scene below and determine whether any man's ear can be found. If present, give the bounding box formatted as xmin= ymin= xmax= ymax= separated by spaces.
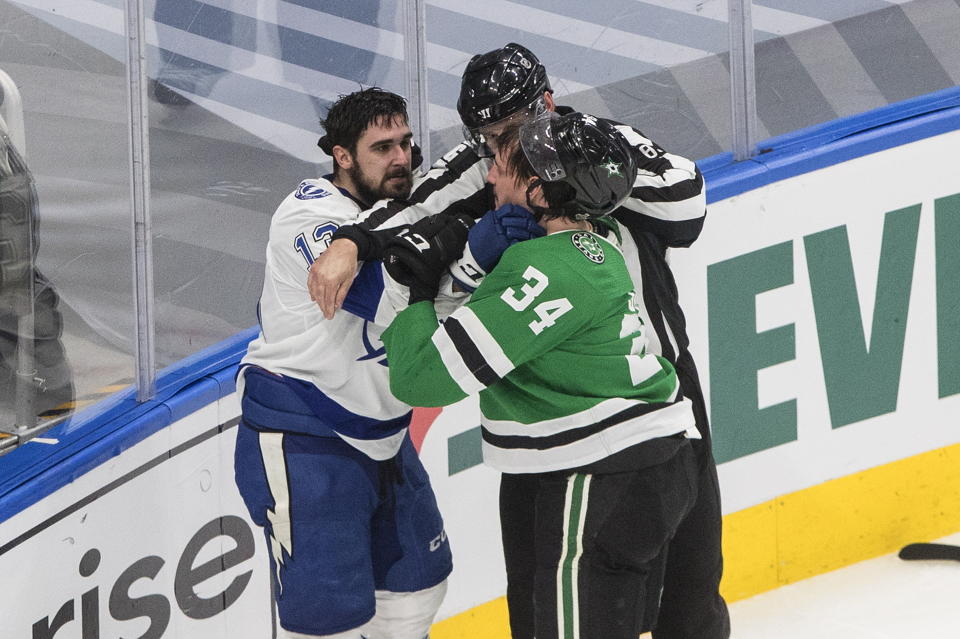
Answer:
xmin=332 ymin=145 xmax=353 ymax=171
xmin=543 ymin=91 xmax=556 ymax=112
xmin=526 ymin=178 xmax=549 ymax=208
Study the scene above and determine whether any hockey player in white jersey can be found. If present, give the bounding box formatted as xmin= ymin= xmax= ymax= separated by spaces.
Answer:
xmin=234 ymin=88 xmax=478 ymax=639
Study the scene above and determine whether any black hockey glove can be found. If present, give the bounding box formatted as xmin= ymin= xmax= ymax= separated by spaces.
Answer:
xmin=384 ymin=213 xmax=474 ymax=304
xmin=330 ymin=224 xmax=401 ymax=262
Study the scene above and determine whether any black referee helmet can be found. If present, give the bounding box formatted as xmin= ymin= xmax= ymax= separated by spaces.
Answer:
xmin=457 ymin=43 xmax=552 ymax=134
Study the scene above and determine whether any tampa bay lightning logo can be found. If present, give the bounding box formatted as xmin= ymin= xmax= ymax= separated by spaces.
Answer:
xmin=295 ymin=182 xmax=332 ymax=200
xmin=356 ymin=320 xmax=388 ymax=366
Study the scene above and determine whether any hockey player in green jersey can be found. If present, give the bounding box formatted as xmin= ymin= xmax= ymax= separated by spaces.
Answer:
xmin=381 ymin=112 xmax=701 ymax=639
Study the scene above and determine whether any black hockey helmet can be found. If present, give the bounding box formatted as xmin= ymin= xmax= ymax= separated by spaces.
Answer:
xmin=457 ymin=43 xmax=551 ymax=135
xmin=520 ymin=112 xmax=637 ymax=218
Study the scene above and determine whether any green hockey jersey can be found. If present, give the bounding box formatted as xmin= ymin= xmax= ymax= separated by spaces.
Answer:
xmin=382 ymin=229 xmax=697 ymax=473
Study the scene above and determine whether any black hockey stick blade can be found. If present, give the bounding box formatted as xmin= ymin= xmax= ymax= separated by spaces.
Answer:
xmin=898 ymin=543 xmax=960 ymax=562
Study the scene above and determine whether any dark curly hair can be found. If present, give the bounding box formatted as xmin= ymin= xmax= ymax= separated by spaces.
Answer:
xmin=317 ymin=88 xmax=409 ymax=176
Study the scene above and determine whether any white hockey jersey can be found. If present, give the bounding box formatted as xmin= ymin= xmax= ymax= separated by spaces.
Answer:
xmin=240 ymin=176 xmax=464 ymax=459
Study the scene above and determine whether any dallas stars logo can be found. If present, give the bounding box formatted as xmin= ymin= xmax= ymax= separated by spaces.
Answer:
xmin=571 ymin=232 xmax=604 ymax=263
xmin=602 ymin=157 xmax=623 ymax=178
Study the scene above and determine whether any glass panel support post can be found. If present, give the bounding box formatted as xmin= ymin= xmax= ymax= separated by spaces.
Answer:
xmin=729 ymin=0 xmax=758 ymax=161
xmin=402 ymin=0 xmax=431 ymax=166
xmin=124 ymin=0 xmax=156 ymax=402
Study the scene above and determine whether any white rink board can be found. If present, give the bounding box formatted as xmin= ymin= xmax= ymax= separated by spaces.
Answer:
xmin=0 ymin=395 xmax=274 ymax=639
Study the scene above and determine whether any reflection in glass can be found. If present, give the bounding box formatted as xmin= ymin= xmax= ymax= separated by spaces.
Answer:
xmin=751 ymin=2 xmax=959 ymax=142
xmin=146 ymin=0 xmax=404 ymax=365
xmin=0 ymin=0 xmax=136 ymax=437
xmin=0 ymin=118 xmax=74 ymax=430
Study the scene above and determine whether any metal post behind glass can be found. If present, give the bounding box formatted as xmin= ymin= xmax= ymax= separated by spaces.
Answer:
xmin=729 ymin=0 xmax=758 ymax=161
xmin=402 ymin=0 xmax=430 ymax=165
xmin=125 ymin=0 xmax=156 ymax=402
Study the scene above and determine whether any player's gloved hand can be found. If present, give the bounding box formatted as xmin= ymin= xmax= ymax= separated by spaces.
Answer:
xmin=384 ymin=212 xmax=474 ymax=304
xmin=329 ymin=224 xmax=397 ymax=262
xmin=449 ymin=204 xmax=544 ymax=292
xmin=468 ymin=204 xmax=545 ymax=272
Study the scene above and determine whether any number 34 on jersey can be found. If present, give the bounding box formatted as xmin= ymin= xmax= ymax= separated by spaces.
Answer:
xmin=500 ymin=265 xmax=573 ymax=335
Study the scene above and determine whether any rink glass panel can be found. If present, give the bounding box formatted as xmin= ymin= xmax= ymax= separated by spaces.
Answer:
xmin=1 ymin=0 xmax=958 ymax=429
xmin=146 ymin=0 xmax=413 ymax=370
xmin=1 ymin=0 xmax=135 ymax=431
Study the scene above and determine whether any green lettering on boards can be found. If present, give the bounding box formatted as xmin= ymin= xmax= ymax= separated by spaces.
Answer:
xmin=936 ymin=193 xmax=960 ymax=399
xmin=708 ymin=241 xmax=796 ymax=463
xmin=804 ymin=205 xmax=920 ymax=428
xmin=448 ymin=426 xmax=484 ymax=475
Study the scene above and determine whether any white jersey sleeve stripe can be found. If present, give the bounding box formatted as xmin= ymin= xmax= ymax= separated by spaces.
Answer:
xmin=618 ymin=191 xmax=706 ymax=221
xmin=431 ymin=323 xmax=488 ymax=396
xmin=451 ymin=306 xmax=515 ymax=378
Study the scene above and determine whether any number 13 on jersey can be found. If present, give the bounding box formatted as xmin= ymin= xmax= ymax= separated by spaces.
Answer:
xmin=500 ymin=265 xmax=572 ymax=335
xmin=294 ymin=222 xmax=339 ymax=267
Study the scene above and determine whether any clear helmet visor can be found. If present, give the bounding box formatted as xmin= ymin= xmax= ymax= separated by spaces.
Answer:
xmin=465 ymin=97 xmax=549 ymax=159
xmin=462 ymin=125 xmax=496 ymax=158
xmin=519 ymin=111 xmax=566 ymax=182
